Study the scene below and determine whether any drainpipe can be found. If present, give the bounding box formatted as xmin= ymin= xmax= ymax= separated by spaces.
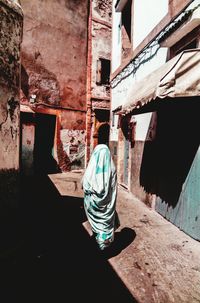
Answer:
xmin=85 ymin=0 xmax=92 ymax=166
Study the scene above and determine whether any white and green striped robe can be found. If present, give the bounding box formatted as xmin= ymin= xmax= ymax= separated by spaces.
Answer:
xmin=82 ymin=144 xmax=118 ymax=250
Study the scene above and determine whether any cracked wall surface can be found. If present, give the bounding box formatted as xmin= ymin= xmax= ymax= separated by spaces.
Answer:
xmin=20 ymin=0 xmax=88 ymax=171
xmin=0 ymin=2 xmax=22 ymax=170
xmin=91 ymin=21 xmax=111 ymax=99
xmin=20 ymin=0 xmax=88 ymax=110
xmin=0 ymin=1 xmax=23 ymax=215
xmin=93 ymin=0 xmax=112 ymax=22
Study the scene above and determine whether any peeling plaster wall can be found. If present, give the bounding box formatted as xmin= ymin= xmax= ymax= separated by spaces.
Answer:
xmin=88 ymin=0 xmax=112 ymax=153
xmin=0 ymin=0 xmax=23 ymax=211
xmin=21 ymin=0 xmax=88 ymax=110
xmin=20 ymin=0 xmax=89 ymax=171
xmin=93 ymin=0 xmax=112 ymax=23
xmin=0 ymin=0 xmax=23 ymax=253
xmin=60 ymin=129 xmax=85 ymax=170
xmin=59 ymin=110 xmax=86 ymax=171
xmin=91 ymin=0 xmax=112 ymax=100
xmin=91 ymin=20 xmax=111 ymax=99
xmin=0 ymin=2 xmax=22 ymax=169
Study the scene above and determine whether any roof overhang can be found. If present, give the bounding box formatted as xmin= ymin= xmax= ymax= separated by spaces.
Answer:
xmin=114 ymin=49 xmax=200 ymax=115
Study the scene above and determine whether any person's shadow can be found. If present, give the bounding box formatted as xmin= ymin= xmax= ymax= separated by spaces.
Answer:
xmin=100 ymin=227 xmax=136 ymax=259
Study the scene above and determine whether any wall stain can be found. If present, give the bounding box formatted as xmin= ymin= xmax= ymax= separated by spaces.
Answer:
xmin=8 ymin=97 xmax=18 ymax=121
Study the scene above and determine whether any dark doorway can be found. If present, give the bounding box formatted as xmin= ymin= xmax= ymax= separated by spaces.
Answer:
xmin=34 ymin=113 xmax=59 ymax=175
xmin=20 ymin=112 xmax=35 ymax=176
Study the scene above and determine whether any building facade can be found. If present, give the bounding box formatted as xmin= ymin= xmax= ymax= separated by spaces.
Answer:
xmin=20 ymin=0 xmax=112 ymax=174
xmin=20 ymin=0 xmax=89 ymax=175
xmin=111 ymin=0 xmax=200 ymax=240
xmin=86 ymin=0 xmax=112 ymax=162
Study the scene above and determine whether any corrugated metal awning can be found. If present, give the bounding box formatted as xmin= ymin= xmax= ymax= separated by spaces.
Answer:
xmin=114 ymin=49 xmax=200 ymax=115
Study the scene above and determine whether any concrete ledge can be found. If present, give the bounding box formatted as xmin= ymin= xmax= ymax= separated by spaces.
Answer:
xmin=48 ymin=172 xmax=84 ymax=198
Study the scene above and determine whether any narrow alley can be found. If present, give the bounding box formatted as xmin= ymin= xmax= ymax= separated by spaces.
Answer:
xmin=1 ymin=1 xmax=200 ymax=302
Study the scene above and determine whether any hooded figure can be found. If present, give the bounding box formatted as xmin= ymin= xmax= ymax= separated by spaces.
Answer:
xmin=82 ymin=124 xmax=118 ymax=250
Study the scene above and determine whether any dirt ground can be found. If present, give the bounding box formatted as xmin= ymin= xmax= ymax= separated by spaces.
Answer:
xmin=51 ymin=172 xmax=200 ymax=303
xmin=109 ymin=187 xmax=200 ymax=303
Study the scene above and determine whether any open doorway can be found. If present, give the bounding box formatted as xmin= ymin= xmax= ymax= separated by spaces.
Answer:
xmin=20 ymin=112 xmax=59 ymax=175
xmin=34 ymin=113 xmax=59 ymax=175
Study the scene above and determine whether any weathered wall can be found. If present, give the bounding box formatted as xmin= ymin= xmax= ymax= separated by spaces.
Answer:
xmin=0 ymin=0 xmax=23 ymax=208
xmin=92 ymin=0 xmax=111 ymax=99
xmin=21 ymin=0 xmax=88 ymax=109
xmin=0 ymin=0 xmax=23 ymax=253
xmin=59 ymin=111 xmax=86 ymax=171
xmin=91 ymin=20 xmax=111 ymax=99
xmin=93 ymin=0 xmax=112 ymax=23
xmin=21 ymin=121 xmax=35 ymax=175
xmin=20 ymin=0 xmax=89 ymax=171
xmin=85 ymin=0 xmax=112 ymax=157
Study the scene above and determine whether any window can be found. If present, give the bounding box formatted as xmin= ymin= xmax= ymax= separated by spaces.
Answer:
xmin=95 ymin=109 xmax=110 ymax=122
xmin=96 ymin=58 xmax=111 ymax=85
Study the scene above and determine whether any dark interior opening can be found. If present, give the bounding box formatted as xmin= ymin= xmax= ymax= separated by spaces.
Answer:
xmin=34 ymin=113 xmax=59 ymax=175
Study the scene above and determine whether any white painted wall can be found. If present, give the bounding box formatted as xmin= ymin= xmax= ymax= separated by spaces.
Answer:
xmin=111 ymin=0 xmax=122 ymax=72
xmin=111 ymin=46 xmax=168 ymax=141
xmin=111 ymin=0 xmax=169 ymax=141
xmin=111 ymin=47 xmax=168 ymax=108
xmin=111 ymin=0 xmax=168 ymax=73
xmin=133 ymin=0 xmax=168 ymax=49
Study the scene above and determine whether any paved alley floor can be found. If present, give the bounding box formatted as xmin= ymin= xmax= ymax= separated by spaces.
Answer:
xmin=1 ymin=172 xmax=200 ymax=303
xmin=48 ymin=172 xmax=200 ymax=303
xmin=108 ymin=187 xmax=200 ymax=303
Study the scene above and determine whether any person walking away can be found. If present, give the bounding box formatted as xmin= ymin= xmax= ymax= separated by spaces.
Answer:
xmin=82 ymin=124 xmax=119 ymax=250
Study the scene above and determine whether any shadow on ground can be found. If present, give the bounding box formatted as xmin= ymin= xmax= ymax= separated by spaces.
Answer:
xmin=0 ymin=175 xmax=138 ymax=303
xmin=102 ymin=227 xmax=136 ymax=259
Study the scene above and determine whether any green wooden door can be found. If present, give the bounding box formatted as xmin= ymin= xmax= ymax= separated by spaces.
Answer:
xmin=155 ymin=99 xmax=200 ymax=240
xmin=178 ymin=146 xmax=200 ymax=240
xmin=156 ymin=146 xmax=200 ymax=240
